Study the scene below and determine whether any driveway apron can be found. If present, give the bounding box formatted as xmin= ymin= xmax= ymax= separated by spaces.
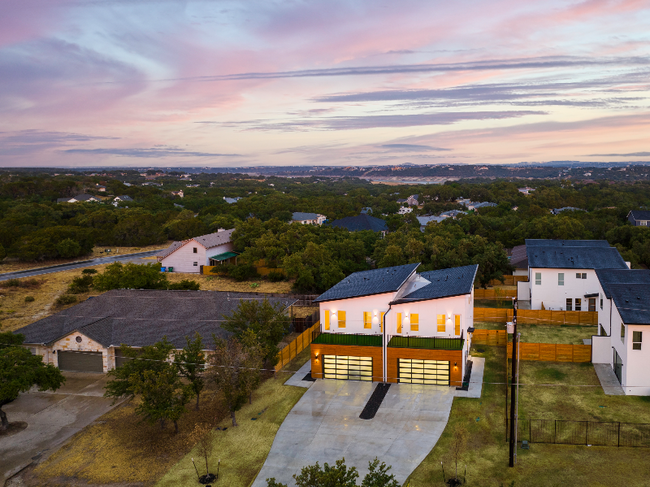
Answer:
xmin=253 ymin=379 xmax=455 ymax=486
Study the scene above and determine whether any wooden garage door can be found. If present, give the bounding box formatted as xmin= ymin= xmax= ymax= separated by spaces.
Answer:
xmin=322 ymin=355 xmax=373 ymax=381
xmin=398 ymin=358 xmax=449 ymax=385
xmin=58 ymin=351 xmax=104 ymax=373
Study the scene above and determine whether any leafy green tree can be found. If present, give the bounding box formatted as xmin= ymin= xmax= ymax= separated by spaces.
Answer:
xmin=0 ymin=243 xmax=6 ymax=261
xmin=111 ymin=214 xmax=165 ymax=246
xmin=93 ymin=262 xmax=169 ymax=291
xmin=222 ymin=298 xmax=290 ymax=365
xmin=55 ymin=238 xmax=82 ymax=258
xmin=175 ymin=333 xmax=205 ymax=410
xmin=67 ymin=274 xmax=94 ymax=294
xmin=361 ymin=458 xmax=400 ymax=487
xmin=1 ymin=332 xmax=65 ymax=430
xmin=207 ymin=332 xmax=264 ymax=426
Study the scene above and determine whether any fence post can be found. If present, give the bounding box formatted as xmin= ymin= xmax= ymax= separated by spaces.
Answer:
xmin=529 ymin=419 xmax=532 ymax=442
xmin=586 ymin=421 xmax=589 ymax=446
xmin=618 ymin=422 xmax=621 ymax=447
xmin=554 ymin=420 xmax=557 ymax=443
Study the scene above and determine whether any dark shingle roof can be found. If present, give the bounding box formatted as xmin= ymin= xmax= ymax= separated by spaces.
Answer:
xmin=72 ymin=194 xmax=96 ymax=201
xmin=329 ymin=214 xmax=388 ymax=232
xmin=314 ymin=263 xmax=419 ymax=303
xmin=608 ymin=285 xmax=650 ymax=325
xmin=526 ymin=239 xmax=627 ymax=270
xmin=292 ymin=212 xmax=319 ymax=221
xmin=510 ymin=244 xmax=528 ymax=268
xmin=596 ymin=269 xmax=650 ymax=298
xmin=629 ymin=210 xmax=650 ymax=221
xmin=392 ymin=264 xmax=478 ymax=304
xmin=16 ymin=290 xmax=294 ymax=349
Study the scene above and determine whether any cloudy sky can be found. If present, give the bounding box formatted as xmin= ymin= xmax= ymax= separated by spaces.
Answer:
xmin=2 ymin=0 xmax=650 ymax=167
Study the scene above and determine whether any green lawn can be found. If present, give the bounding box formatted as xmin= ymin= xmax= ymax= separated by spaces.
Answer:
xmin=406 ymin=346 xmax=650 ymax=487
xmin=155 ymin=349 xmax=311 ymax=487
xmin=473 ymin=322 xmax=597 ymax=345
xmin=475 ymin=299 xmax=514 ymax=309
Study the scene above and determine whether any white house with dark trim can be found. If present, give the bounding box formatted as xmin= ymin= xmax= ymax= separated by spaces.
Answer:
xmin=310 ymin=263 xmax=477 ymax=386
xmin=518 ymin=239 xmax=629 ymax=310
xmin=592 ymin=269 xmax=650 ymax=395
xmin=156 ymin=229 xmax=235 ymax=273
xmin=291 ymin=212 xmax=326 ymax=225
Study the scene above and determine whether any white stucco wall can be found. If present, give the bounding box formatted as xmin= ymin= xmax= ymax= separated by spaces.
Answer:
xmin=160 ymin=241 xmax=234 ymax=273
xmin=622 ymin=323 xmax=650 ymax=395
xmin=529 ymin=268 xmax=601 ymax=310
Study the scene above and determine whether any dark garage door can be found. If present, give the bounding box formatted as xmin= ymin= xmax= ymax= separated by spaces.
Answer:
xmin=58 ymin=351 xmax=104 ymax=373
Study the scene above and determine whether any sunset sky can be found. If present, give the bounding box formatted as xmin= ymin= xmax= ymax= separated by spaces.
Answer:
xmin=2 ymin=0 xmax=650 ymax=167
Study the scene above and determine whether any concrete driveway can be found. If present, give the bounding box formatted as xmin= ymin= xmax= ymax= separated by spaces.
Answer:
xmin=0 ymin=372 xmax=118 ymax=483
xmin=252 ymin=379 xmax=456 ymax=486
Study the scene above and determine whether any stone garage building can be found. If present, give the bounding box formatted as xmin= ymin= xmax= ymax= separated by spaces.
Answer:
xmin=15 ymin=289 xmax=294 ymax=373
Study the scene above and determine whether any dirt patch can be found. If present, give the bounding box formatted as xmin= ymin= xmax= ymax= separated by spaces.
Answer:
xmin=0 ymin=422 xmax=28 ymax=437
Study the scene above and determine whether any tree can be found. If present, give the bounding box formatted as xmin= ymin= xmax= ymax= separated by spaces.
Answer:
xmin=266 ymin=457 xmax=399 ymax=487
xmin=93 ymin=262 xmax=168 ymax=291
xmin=104 ymin=339 xmax=193 ymax=432
xmin=0 ymin=332 xmax=65 ymax=430
xmin=222 ymin=298 xmax=290 ymax=365
xmin=175 ymin=333 xmax=206 ymax=410
xmin=207 ymin=332 xmax=264 ymax=426
xmin=0 ymin=243 xmax=6 ymax=261
xmin=55 ymin=238 xmax=82 ymax=258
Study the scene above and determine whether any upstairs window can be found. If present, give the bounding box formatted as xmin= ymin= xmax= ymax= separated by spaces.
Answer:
xmin=437 ymin=314 xmax=446 ymax=332
xmin=558 ymin=273 xmax=564 ymax=286
xmin=193 ymin=247 xmax=197 ymax=254
xmin=363 ymin=311 xmax=372 ymax=329
xmin=576 ymin=273 xmax=587 ymax=279
xmin=193 ymin=262 xmax=198 ymax=267
xmin=454 ymin=315 xmax=461 ymax=335
xmin=338 ymin=310 xmax=346 ymax=328
xmin=410 ymin=314 xmax=419 ymax=332
xmin=633 ymin=331 xmax=642 ymax=350
xmin=535 ymin=273 xmax=542 ymax=285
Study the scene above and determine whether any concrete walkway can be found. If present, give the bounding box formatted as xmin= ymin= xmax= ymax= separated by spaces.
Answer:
xmin=593 ymin=364 xmax=624 ymax=395
xmin=253 ymin=379 xmax=456 ymax=486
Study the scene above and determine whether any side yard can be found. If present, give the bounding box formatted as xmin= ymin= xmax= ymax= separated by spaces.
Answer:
xmin=473 ymin=321 xmax=596 ymax=345
xmin=407 ymin=346 xmax=650 ymax=486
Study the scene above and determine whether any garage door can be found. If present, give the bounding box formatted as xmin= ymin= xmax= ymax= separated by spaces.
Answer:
xmin=57 ymin=351 xmax=104 ymax=373
xmin=398 ymin=358 xmax=449 ymax=385
xmin=322 ymin=355 xmax=373 ymax=381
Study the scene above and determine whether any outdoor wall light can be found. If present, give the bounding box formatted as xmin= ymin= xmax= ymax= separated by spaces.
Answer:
xmin=315 ymin=353 xmax=320 ymax=360
xmin=454 ymin=362 xmax=458 ymax=371
xmin=372 ymin=316 xmax=379 ymax=325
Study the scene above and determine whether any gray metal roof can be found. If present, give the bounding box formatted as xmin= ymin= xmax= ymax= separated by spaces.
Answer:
xmin=292 ymin=212 xmax=319 ymax=221
xmin=314 ymin=263 xmax=420 ymax=303
xmin=596 ymin=269 xmax=650 ymax=298
xmin=608 ymin=285 xmax=650 ymax=325
xmin=16 ymin=290 xmax=294 ymax=348
xmin=392 ymin=264 xmax=478 ymax=304
xmin=329 ymin=214 xmax=388 ymax=232
xmin=526 ymin=239 xmax=627 ymax=270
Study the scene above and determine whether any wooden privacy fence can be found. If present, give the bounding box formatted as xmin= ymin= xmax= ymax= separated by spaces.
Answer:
xmin=487 ymin=276 xmax=528 ymax=286
xmin=474 ymin=288 xmax=517 ymax=299
xmin=507 ymin=342 xmax=592 ymax=362
xmin=472 ymin=329 xmax=507 ymax=346
xmin=275 ymin=322 xmax=320 ymax=372
xmin=474 ymin=308 xmax=598 ymax=325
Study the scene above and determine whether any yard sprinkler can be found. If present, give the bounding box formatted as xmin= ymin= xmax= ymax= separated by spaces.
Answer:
xmin=192 ymin=458 xmax=201 ymax=481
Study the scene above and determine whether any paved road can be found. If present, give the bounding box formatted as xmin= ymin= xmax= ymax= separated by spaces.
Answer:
xmin=1 ymin=373 xmax=119 ymax=484
xmin=0 ymin=250 xmax=161 ymax=282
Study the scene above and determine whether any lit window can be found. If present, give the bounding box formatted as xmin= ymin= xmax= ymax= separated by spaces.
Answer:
xmin=363 ymin=311 xmax=372 ymax=329
xmin=633 ymin=331 xmax=642 ymax=350
xmin=410 ymin=314 xmax=419 ymax=332
xmin=535 ymin=272 xmax=541 ymax=285
xmin=575 ymin=298 xmax=582 ymax=311
xmin=558 ymin=273 xmax=564 ymax=286
xmin=454 ymin=315 xmax=461 ymax=335
xmin=397 ymin=313 xmax=403 ymax=333
xmin=338 ymin=310 xmax=346 ymax=328
xmin=566 ymin=298 xmax=572 ymax=311
xmin=437 ymin=314 xmax=446 ymax=332
xmin=324 ymin=309 xmax=330 ymax=330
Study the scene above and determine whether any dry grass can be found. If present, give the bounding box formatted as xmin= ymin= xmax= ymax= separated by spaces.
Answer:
xmin=407 ymin=346 xmax=650 ymax=487
xmin=166 ymin=272 xmax=293 ymax=294
xmin=0 ymin=242 xmax=172 ymax=274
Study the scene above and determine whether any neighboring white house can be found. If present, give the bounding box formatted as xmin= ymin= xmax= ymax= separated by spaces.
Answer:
xmin=522 ymin=239 xmax=629 ymax=310
xmin=156 ymin=229 xmax=235 ymax=273
xmin=96 ymin=184 xmax=106 ymax=192
xmin=223 ymin=196 xmax=241 ymax=204
xmin=397 ymin=194 xmax=419 ymax=206
xmin=592 ymin=269 xmax=650 ymax=395
xmin=112 ymin=195 xmax=133 ymax=206
xmin=171 ymin=190 xmax=184 ymax=198
xmin=58 ymin=194 xmax=100 ymax=203
xmin=397 ymin=206 xmax=413 ymax=215
xmin=291 ymin=212 xmax=326 ymax=225
xmin=311 ymin=263 xmax=477 ymax=386
xmin=518 ymin=187 xmax=535 ymax=195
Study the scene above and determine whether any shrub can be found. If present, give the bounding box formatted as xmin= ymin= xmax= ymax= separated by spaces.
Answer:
xmin=81 ymin=268 xmax=98 ymax=275
xmin=267 ymin=270 xmax=285 ymax=282
xmin=24 ymin=296 xmax=35 ymax=303
xmin=55 ymin=294 xmax=77 ymax=306
xmin=55 ymin=238 xmax=82 ymax=259
xmin=3 ymin=278 xmax=41 ymax=289
xmin=5 ymin=279 xmax=20 ymax=287
xmin=228 ymin=263 xmax=259 ymax=282
xmin=167 ymin=279 xmax=200 ymax=291
xmin=67 ymin=275 xmax=94 ymax=294
xmin=249 ymin=282 xmax=260 ymax=289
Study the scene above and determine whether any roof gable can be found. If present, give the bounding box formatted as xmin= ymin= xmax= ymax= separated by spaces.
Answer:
xmin=609 ymin=285 xmax=650 ymax=324
xmin=526 ymin=240 xmax=627 ymax=270
xmin=392 ymin=264 xmax=478 ymax=304
xmin=315 ymin=263 xmax=419 ymax=303
xmin=629 ymin=210 xmax=650 ymax=221
xmin=596 ymin=269 xmax=650 ymax=298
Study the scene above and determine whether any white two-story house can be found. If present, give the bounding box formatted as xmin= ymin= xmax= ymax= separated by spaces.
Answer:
xmin=592 ymin=269 xmax=650 ymax=395
xmin=521 ymin=239 xmax=629 ymax=310
xmin=311 ymin=263 xmax=477 ymax=387
xmin=156 ymin=229 xmax=235 ymax=273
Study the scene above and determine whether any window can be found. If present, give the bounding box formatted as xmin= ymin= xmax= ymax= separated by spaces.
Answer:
xmin=338 ymin=310 xmax=346 ymax=328
xmin=193 ymin=247 xmax=197 ymax=254
xmin=454 ymin=315 xmax=461 ymax=335
xmin=397 ymin=313 xmax=403 ymax=333
xmin=535 ymin=272 xmax=541 ymax=285
xmin=410 ymin=314 xmax=419 ymax=332
xmin=600 ymin=296 xmax=603 ymax=310
xmin=582 ymin=273 xmax=587 ymax=279
xmin=193 ymin=262 xmax=198 ymax=267
xmin=437 ymin=314 xmax=446 ymax=332
xmin=633 ymin=331 xmax=642 ymax=350
xmin=621 ymin=324 xmax=625 ymax=342
xmin=566 ymin=298 xmax=572 ymax=311
xmin=324 ymin=309 xmax=330 ymax=330
xmin=575 ymin=298 xmax=581 ymax=311
xmin=576 ymin=273 xmax=581 ymax=279
xmin=363 ymin=311 xmax=372 ymax=329
xmin=558 ymin=273 xmax=564 ymax=286
xmin=380 ymin=312 xmax=385 ymax=333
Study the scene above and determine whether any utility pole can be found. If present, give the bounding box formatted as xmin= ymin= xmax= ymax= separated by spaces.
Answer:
xmin=509 ymin=298 xmax=518 ymax=467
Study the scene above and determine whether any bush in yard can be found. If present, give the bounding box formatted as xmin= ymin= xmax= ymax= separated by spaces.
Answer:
xmin=67 ymin=274 xmax=94 ymax=294
xmin=81 ymin=268 xmax=98 ymax=275
xmin=267 ymin=270 xmax=285 ymax=282
xmin=93 ymin=262 xmax=168 ymax=291
xmin=55 ymin=294 xmax=77 ymax=306
xmin=228 ymin=262 xmax=259 ymax=282
xmin=55 ymin=238 xmax=82 ymax=259
xmin=167 ymin=279 xmax=200 ymax=291
xmin=4 ymin=279 xmax=20 ymax=287
xmin=24 ymin=296 xmax=35 ymax=303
